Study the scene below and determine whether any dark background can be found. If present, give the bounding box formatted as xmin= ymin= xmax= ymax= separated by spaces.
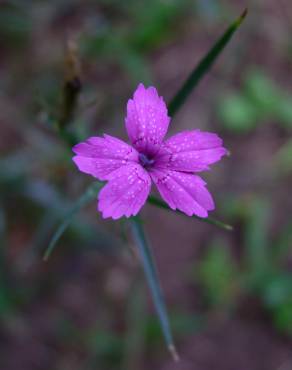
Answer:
xmin=0 ymin=0 xmax=292 ymax=369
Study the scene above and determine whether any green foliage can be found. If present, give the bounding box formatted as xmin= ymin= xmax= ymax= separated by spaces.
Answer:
xmin=127 ymin=0 xmax=188 ymax=52
xmin=218 ymin=94 xmax=258 ymax=133
xmin=168 ymin=8 xmax=247 ymax=116
xmin=129 ymin=216 xmax=178 ymax=360
xmin=198 ymin=239 xmax=238 ymax=310
xmin=43 ymin=182 xmax=104 ymax=260
xmin=144 ymin=311 xmax=203 ymax=345
xmin=275 ymin=98 xmax=292 ymax=128
xmin=0 ymin=3 xmax=32 ymax=48
xmin=244 ymin=69 xmax=280 ymax=113
xmin=87 ymin=330 xmax=124 ymax=367
xmin=243 ymin=198 xmax=270 ymax=283
xmin=148 ymin=195 xmax=233 ymax=230
xmin=218 ymin=68 xmax=292 ymax=132
xmin=0 ymin=282 xmax=14 ymax=315
xmin=268 ymin=139 xmax=292 ymax=179
xmin=195 ymin=195 xmax=292 ymax=335
xmin=81 ymin=0 xmax=191 ymax=83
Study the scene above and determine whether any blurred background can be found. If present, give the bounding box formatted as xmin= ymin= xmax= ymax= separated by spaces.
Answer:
xmin=1 ymin=0 xmax=292 ymax=369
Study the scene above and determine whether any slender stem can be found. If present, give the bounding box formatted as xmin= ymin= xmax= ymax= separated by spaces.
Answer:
xmin=148 ymin=195 xmax=233 ymax=231
xmin=130 ymin=216 xmax=179 ymax=361
xmin=168 ymin=9 xmax=247 ymax=117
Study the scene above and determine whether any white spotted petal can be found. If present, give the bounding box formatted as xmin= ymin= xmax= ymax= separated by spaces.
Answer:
xmin=125 ymin=83 xmax=170 ymax=157
xmin=72 ymin=134 xmax=139 ymax=181
xmin=98 ymin=163 xmax=151 ymax=219
xmin=150 ymin=168 xmax=214 ymax=218
xmin=155 ymin=130 xmax=227 ymax=172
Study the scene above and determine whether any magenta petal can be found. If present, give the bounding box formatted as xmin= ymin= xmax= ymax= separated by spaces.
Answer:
xmin=98 ymin=163 xmax=151 ymax=219
xmin=72 ymin=134 xmax=139 ymax=180
xmin=155 ymin=130 xmax=227 ymax=172
xmin=150 ymin=169 xmax=214 ymax=218
xmin=125 ymin=83 xmax=170 ymax=157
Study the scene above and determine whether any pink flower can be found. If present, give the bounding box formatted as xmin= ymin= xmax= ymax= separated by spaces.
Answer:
xmin=72 ymin=83 xmax=227 ymax=220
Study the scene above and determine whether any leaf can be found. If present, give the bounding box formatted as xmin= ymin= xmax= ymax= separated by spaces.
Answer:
xmin=0 ymin=206 xmax=6 ymax=248
xmin=272 ymin=300 xmax=292 ymax=334
xmin=197 ymin=239 xmax=238 ymax=309
xmin=263 ymin=273 xmax=292 ymax=308
xmin=43 ymin=181 xmax=103 ymax=260
xmin=218 ymin=93 xmax=258 ymax=133
xmin=244 ymin=198 xmax=270 ymax=276
xmin=0 ymin=5 xmax=32 ymax=47
xmin=124 ymin=277 xmax=146 ymax=368
xmin=168 ymin=9 xmax=247 ymax=117
xmin=129 ymin=216 xmax=179 ymax=361
xmin=271 ymin=222 xmax=292 ymax=265
xmin=272 ymin=139 xmax=292 ymax=176
xmin=244 ymin=69 xmax=280 ymax=114
xmin=129 ymin=0 xmax=184 ymax=52
xmin=276 ymin=98 xmax=292 ymax=129
xmin=147 ymin=195 xmax=233 ymax=231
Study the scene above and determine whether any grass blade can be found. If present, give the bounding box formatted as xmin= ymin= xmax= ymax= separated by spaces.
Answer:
xmin=129 ymin=216 xmax=179 ymax=361
xmin=168 ymin=9 xmax=247 ymax=117
xmin=43 ymin=181 xmax=103 ymax=260
xmin=147 ymin=195 xmax=233 ymax=231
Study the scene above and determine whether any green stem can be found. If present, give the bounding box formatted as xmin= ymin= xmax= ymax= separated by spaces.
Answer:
xmin=129 ymin=216 xmax=179 ymax=361
xmin=168 ymin=9 xmax=247 ymax=117
xmin=148 ymin=195 xmax=233 ymax=231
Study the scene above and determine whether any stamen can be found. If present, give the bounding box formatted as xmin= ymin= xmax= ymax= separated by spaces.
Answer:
xmin=139 ymin=153 xmax=155 ymax=168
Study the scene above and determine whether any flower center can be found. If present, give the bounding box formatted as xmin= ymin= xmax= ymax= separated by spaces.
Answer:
xmin=139 ymin=153 xmax=155 ymax=168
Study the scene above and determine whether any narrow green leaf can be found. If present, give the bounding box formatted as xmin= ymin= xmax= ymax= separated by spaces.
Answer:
xmin=147 ymin=195 xmax=233 ymax=231
xmin=272 ymin=222 xmax=292 ymax=264
xmin=244 ymin=198 xmax=270 ymax=274
xmin=129 ymin=216 xmax=179 ymax=361
xmin=168 ymin=9 xmax=247 ymax=117
xmin=43 ymin=181 xmax=103 ymax=260
xmin=123 ymin=277 xmax=146 ymax=369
